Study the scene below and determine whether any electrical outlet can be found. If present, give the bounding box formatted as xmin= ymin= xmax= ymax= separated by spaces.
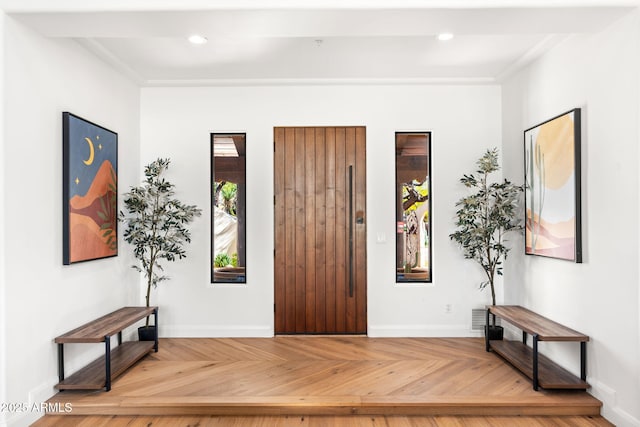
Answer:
xmin=445 ymin=304 xmax=452 ymax=313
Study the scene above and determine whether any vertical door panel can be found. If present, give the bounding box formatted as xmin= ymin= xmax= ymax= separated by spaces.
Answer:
xmin=274 ymin=127 xmax=286 ymax=333
xmin=345 ymin=127 xmax=356 ymax=333
xmin=304 ymin=128 xmax=316 ymax=332
xmin=355 ymin=127 xmax=367 ymax=333
xmin=314 ymin=128 xmax=327 ymax=331
xmin=294 ymin=128 xmax=306 ymax=333
xmin=284 ymin=128 xmax=297 ymax=331
xmin=334 ymin=128 xmax=347 ymax=333
xmin=324 ymin=128 xmax=337 ymax=332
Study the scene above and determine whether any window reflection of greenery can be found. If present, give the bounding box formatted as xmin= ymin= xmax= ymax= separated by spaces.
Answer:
xmin=214 ymin=181 xmax=238 ymax=216
xmin=402 ymin=178 xmax=429 ymax=213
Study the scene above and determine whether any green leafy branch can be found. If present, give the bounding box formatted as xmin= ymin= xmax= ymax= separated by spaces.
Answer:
xmin=120 ymin=158 xmax=202 ymax=323
xmin=449 ymin=148 xmax=523 ymax=306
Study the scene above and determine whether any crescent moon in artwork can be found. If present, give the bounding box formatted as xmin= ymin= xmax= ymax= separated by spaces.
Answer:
xmin=83 ymin=137 xmax=95 ymax=166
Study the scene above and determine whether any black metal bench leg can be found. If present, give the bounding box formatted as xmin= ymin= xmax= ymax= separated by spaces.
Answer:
xmin=532 ymin=334 xmax=539 ymax=391
xmin=485 ymin=308 xmax=490 ymax=352
xmin=581 ymin=341 xmax=587 ymax=381
xmin=154 ymin=308 xmax=159 ymax=352
xmin=57 ymin=343 xmax=65 ymax=382
xmin=105 ymin=336 xmax=111 ymax=391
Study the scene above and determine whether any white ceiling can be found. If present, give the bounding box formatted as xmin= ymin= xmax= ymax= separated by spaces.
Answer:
xmin=3 ymin=0 xmax=638 ymax=86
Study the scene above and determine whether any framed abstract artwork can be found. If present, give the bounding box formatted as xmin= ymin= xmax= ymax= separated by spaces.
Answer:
xmin=524 ymin=108 xmax=582 ymax=262
xmin=63 ymin=112 xmax=118 ymax=264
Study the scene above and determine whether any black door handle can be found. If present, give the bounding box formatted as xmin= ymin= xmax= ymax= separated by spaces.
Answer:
xmin=348 ymin=165 xmax=354 ymax=298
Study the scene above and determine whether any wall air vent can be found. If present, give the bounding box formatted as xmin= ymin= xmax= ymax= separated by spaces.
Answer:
xmin=471 ymin=308 xmax=501 ymax=331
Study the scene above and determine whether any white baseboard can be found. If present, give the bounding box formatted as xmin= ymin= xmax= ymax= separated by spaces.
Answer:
xmin=3 ymin=377 xmax=59 ymax=427
xmin=589 ymin=379 xmax=640 ymax=427
xmin=2 ymin=411 xmax=24 ymax=427
xmin=368 ymin=324 xmax=481 ymax=338
xmin=160 ymin=324 xmax=273 ymax=338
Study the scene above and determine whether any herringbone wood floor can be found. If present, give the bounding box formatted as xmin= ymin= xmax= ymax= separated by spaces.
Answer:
xmin=34 ymin=337 xmax=611 ymax=426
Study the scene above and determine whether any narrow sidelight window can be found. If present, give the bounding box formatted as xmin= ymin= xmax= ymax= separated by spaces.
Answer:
xmin=211 ymin=133 xmax=246 ymax=283
xmin=395 ymin=132 xmax=431 ymax=282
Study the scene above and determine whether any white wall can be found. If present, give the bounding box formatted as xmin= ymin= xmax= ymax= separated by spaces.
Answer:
xmin=2 ymin=17 xmax=140 ymax=426
xmin=501 ymin=10 xmax=640 ymax=427
xmin=0 ymin=10 xmax=7 ymax=427
xmin=140 ymin=84 xmax=502 ymax=338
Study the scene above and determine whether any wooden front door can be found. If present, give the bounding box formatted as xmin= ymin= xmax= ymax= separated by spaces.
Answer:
xmin=274 ymin=127 xmax=367 ymax=334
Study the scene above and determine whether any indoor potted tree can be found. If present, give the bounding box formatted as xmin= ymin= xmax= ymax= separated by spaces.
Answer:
xmin=449 ymin=148 xmax=523 ymax=340
xmin=120 ymin=158 xmax=202 ymax=340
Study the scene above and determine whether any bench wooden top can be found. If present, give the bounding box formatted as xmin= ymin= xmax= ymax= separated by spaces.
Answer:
xmin=55 ymin=306 xmax=157 ymax=343
xmin=488 ymin=305 xmax=588 ymax=342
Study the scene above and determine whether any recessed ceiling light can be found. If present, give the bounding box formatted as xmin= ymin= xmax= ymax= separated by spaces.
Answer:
xmin=188 ymin=35 xmax=208 ymax=45
xmin=437 ymin=33 xmax=454 ymax=42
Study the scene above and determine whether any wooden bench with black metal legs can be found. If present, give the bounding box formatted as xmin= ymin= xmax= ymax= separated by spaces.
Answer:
xmin=486 ymin=305 xmax=589 ymax=391
xmin=54 ymin=306 xmax=158 ymax=391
